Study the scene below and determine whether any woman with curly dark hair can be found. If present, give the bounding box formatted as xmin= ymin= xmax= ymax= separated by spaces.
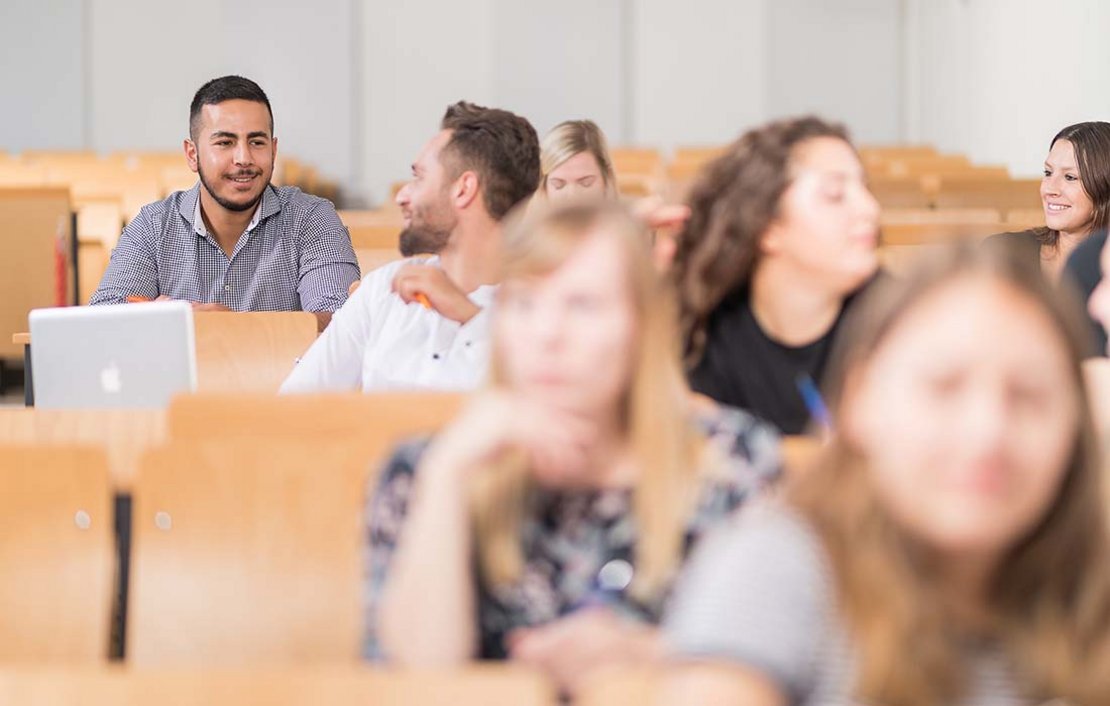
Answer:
xmin=670 ymin=116 xmax=881 ymax=434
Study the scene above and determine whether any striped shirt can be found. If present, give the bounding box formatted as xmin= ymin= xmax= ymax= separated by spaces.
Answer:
xmin=665 ymin=503 xmax=1037 ymax=705
xmin=89 ymin=183 xmax=360 ymax=312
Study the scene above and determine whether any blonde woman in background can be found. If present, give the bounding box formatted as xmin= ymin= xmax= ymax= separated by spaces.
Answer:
xmin=362 ymin=201 xmax=778 ymax=697
xmin=540 ymin=119 xmax=690 ymax=267
xmin=541 ymin=119 xmax=618 ymax=202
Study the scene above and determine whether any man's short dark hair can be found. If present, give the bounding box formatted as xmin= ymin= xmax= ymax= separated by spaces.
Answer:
xmin=189 ymin=75 xmax=274 ymax=140
xmin=439 ymin=101 xmax=541 ymax=221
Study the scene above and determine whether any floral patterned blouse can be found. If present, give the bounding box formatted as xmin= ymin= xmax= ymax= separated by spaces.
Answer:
xmin=362 ymin=405 xmax=781 ymax=661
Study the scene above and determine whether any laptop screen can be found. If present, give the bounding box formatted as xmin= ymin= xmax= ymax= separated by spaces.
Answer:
xmin=29 ymin=301 xmax=197 ymax=409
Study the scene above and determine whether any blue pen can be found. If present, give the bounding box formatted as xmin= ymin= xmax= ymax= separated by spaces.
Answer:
xmin=796 ymin=373 xmax=833 ymax=434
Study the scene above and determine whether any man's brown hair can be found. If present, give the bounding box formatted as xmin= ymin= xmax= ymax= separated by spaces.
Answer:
xmin=439 ymin=101 xmax=541 ymax=221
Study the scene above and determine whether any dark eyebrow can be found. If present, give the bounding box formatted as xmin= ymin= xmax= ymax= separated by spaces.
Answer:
xmin=209 ymin=130 xmax=270 ymax=141
xmin=1044 ymin=160 xmax=1078 ymax=172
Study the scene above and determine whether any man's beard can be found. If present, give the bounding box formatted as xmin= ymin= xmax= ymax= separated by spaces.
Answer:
xmin=198 ymin=164 xmax=267 ymax=212
xmin=399 ymin=221 xmax=452 ymax=257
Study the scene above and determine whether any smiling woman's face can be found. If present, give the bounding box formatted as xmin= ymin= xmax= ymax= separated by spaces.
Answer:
xmin=1041 ymin=138 xmax=1096 ymax=237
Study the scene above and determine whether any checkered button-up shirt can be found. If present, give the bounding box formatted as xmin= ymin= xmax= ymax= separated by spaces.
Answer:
xmin=89 ymin=184 xmax=360 ymax=311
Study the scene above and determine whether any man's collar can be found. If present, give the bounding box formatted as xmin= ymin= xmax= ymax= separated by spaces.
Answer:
xmin=180 ymin=183 xmax=280 ymax=237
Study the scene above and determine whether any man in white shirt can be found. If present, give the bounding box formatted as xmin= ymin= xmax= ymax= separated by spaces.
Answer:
xmin=280 ymin=101 xmax=541 ymax=392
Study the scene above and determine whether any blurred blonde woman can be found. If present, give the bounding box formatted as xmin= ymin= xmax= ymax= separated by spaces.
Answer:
xmin=664 ymin=244 xmax=1110 ymax=705
xmin=363 ymin=201 xmax=778 ymax=697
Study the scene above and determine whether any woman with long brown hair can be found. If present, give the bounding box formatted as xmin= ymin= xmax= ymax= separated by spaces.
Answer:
xmin=362 ymin=201 xmax=778 ymax=697
xmin=987 ymin=121 xmax=1110 ymax=283
xmin=671 ymin=116 xmax=881 ymax=434
xmin=663 ymin=244 xmax=1110 ymax=704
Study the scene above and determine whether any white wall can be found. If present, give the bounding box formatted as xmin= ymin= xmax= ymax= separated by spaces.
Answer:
xmin=358 ymin=0 xmax=496 ymax=207
xmin=0 ymin=0 xmax=86 ymax=151
xmin=632 ymin=0 xmax=768 ymax=151
xmin=356 ymin=0 xmax=774 ymax=203
xmin=0 ymin=0 xmax=359 ymax=194
xmin=766 ymin=0 xmax=902 ymax=144
xmin=87 ymin=0 xmax=224 ymax=152
xmin=906 ymin=0 xmax=1110 ymax=177
xmin=902 ymin=0 xmax=973 ymax=155
xmin=219 ymin=0 xmax=356 ymax=196
xmin=491 ymin=0 xmax=626 ymax=142
xmin=86 ymin=0 xmax=357 ymax=190
xmin=357 ymin=0 xmax=630 ymax=207
xmin=13 ymin=1 xmax=1110 ymax=201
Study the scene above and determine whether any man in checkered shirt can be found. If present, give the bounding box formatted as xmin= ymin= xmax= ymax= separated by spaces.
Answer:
xmin=90 ymin=75 xmax=360 ymax=331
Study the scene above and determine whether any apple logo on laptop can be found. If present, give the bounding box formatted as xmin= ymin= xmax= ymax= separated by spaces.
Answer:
xmin=100 ymin=362 xmax=123 ymax=395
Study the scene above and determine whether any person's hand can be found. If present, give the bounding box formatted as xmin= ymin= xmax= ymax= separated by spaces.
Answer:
xmin=391 ymin=263 xmax=480 ymax=324
xmin=420 ymin=391 xmax=598 ymax=485
xmin=631 ymin=196 xmax=688 ymax=271
xmin=507 ymin=609 xmax=663 ymax=697
xmin=632 ymin=196 xmax=691 ymax=231
xmin=191 ymin=302 xmax=231 ymax=312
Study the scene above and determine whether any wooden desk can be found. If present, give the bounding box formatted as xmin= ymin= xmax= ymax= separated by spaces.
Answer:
xmin=0 ymin=188 xmax=77 ymax=362
xmin=0 ymin=666 xmax=555 ymax=705
xmin=192 ymin=311 xmax=318 ymax=393
xmin=0 ymin=408 xmax=167 ymax=491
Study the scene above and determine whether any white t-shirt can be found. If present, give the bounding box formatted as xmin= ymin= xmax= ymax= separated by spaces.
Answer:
xmin=280 ymin=256 xmax=496 ymax=393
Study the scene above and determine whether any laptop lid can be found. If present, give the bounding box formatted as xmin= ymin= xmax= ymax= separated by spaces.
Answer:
xmin=29 ymin=301 xmax=197 ymax=409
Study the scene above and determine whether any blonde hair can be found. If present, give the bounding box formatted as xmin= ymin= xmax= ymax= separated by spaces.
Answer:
xmin=469 ymin=200 xmax=705 ymax=602
xmin=791 ymin=244 xmax=1110 ymax=704
xmin=540 ymin=120 xmax=617 ymax=198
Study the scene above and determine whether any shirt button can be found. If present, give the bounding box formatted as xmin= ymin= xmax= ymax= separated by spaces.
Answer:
xmin=224 ymin=285 xmax=230 ymax=292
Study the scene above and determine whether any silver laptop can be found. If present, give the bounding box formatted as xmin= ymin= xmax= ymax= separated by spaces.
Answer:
xmin=29 ymin=301 xmax=197 ymax=409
